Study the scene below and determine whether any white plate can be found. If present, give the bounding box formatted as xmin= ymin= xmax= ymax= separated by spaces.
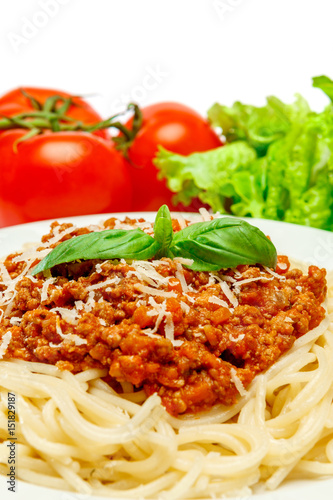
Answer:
xmin=0 ymin=213 xmax=332 ymax=500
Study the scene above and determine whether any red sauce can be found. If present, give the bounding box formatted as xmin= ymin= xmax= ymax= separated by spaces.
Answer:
xmin=0 ymin=221 xmax=327 ymax=416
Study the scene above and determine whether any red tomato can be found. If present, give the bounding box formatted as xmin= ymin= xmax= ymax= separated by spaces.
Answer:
xmin=0 ymin=87 xmax=109 ymax=140
xmin=125 ymin=102 xmax=223 ymax=211
xmin=0 ymin=130 xmax=132 ymax=227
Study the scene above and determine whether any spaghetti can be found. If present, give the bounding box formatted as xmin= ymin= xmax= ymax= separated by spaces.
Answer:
xmin=0 ymin=215 xmax=332 ymax=498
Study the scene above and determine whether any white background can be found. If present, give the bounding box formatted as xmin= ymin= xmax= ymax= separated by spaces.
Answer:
xmin=1 ymin=0 xmax=333 ymax=118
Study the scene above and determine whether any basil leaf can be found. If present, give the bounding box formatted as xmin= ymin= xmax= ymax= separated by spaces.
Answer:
xmin=31 ymin=228 xmax=161 ymax=275
xmin=153 ymin=204 xmax=173 ymax=258
xmin=168 ymin=217 xmax=277 ymax=271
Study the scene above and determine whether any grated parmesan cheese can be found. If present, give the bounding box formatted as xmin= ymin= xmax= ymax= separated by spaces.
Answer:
xmin=234 ymin=276 xmax=274 ymax=287
xmin=229 ymin=332 xmax=245 ymax=342
xmin=95 ymin=262 xmax=106 ymax=274
xmin=174 ymin=214 xmax=187 ymax=230
xmin=84 ymin=291 xmax=97 ymax=312
xmin=128 ymin=261 xmax=170 ymax=288
xmin=165 ymin=312 xmax=184 ymax=346
xmin=145 ymin=297 xmax=167 ymax=334
xmin=180 ymin=301 xmax=190 ymax=314
xmin=164 ymin=312 xmax=175 ymax=343
xmin=230 ymin=367 xmax=247 ymax=397
xmin=50 ymin=307 xmax=80 ymax=325
xmin=263 ymin=266 xmax=286 ymax=281
xmin=208 ymin=275 xmax=216 ymax=286
xmin=4 ymin=300 xmax=15 ymax=318
xmin=134 ymin=283 xmax=177 ymax=299
xmin=46 ymin=225 xmax=78 ymax=246
xmin=0 ymin=263 xmax=12 ymax=283
xmin=220 ymin=275 xmax=237 ymax=283
xmin=50 ymin=316 xmax=87 ymax=347
xmin=183 ymin=293 xmax=196 ymax=304
xmin=112 ymin=219 xmax=154 ymax=234
xmin=40 ymin=277 xmax=57 ymax=302
xmin=0 ymin=331 xmax=12 ymax=359
xmin=1 ymin=264 xmax=33 ymax=311
xmin=151 ymin=260 xmax=169 ymax=267
xmin=12 ymin=247 xmax=52 ymax=265
xmin=174 ymin=257 xmax=194 ymax=267
xmin=208 ymin=296 xmax=230 ymax=309
xmin=145 ymin=300 xmax=183 ymax=347
xmin=113 ymin=220 xmax=141 ymax=231
xmin=9 ymin=317 xmax=22 ymax=326
xmin=12 ymin=225 xmax=78 ymax=268
xmin=86 ymin=277 xmax=121 ymax=291
xmin=175 ymin=262 xmax=189 ymax=293
xmin=74 ymin=300 xmax=85 ymax=311
xmin=199 ymin=207 xmax=212 ymax=221
xmin=219 ymin=281 xmax=238 ymax=308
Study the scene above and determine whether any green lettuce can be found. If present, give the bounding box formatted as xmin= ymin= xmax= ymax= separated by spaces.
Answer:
xmin=156 ymin=142 xmax=257 ymax=214
xmin=207 ymin=94 xmax=310 ymax=156
xmin=154 ymin=76 xmax=333 ymax=231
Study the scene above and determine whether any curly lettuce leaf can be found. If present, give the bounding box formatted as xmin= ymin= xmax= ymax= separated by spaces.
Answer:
xmin=155 ymin=76 xmax=333 ymax=231
xmin=228 ymin=158 xmax=267 ymax=218
xmin=156 ymin=121 xmax=333 ymax=231
xmin=155 ymin=142 xmax=257 ymax=213
xmin=312 ymin=75 xmax=333 ymax=102
xmin=208 ymin=94 xmax=310 ymax=156
xmin=263 ymin=123 xmax=332 ymax=229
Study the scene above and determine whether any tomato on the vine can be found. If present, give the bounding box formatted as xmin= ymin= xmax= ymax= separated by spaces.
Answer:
xmin=0 ymin=89 xmax=223 ymax=226
xmin=0 ymin=129 xmax=132 ymax=227
xmin=124 ymin=102 xmax=223 ymax=211
xmin=0 ymin=87 xmax=109 ymax=140
xmin=0 ymin=87 xmax=135 ymax=227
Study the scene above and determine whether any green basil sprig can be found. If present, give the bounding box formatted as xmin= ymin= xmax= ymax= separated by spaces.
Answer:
xmin=153 ymin=204 xmax=174 ymax=258
xmin=168 ymin=218 xmax=276 ymax=271
xmin=31 ymin=205 xmax=277 ymax=275
xmin=31 ymin=228 xmax=160 ymax=275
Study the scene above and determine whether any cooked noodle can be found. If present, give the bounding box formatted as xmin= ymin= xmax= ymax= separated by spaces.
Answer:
xmin=0 ymin=235 xmax=332 ymax=498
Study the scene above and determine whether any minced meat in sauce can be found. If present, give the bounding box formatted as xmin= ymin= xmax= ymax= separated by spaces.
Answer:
xmin=0 ymin=218 xmax=327 ymax=416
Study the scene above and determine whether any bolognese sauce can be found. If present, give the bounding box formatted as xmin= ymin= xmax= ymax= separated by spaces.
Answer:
xmin=0 ymin=218 xmax=327 ymax=416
